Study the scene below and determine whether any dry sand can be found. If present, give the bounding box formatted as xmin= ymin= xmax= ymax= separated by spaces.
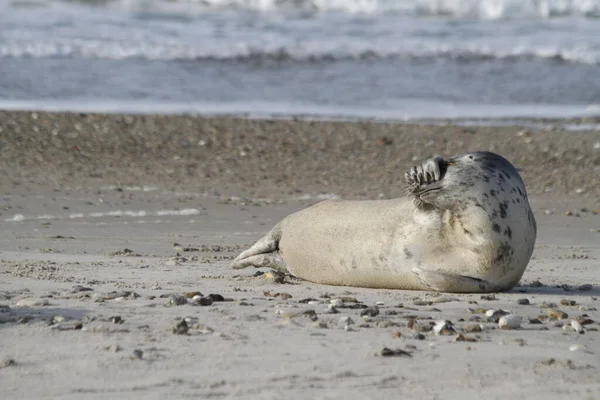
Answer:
xmin=0 ymin=111 xmax=599 ymax=399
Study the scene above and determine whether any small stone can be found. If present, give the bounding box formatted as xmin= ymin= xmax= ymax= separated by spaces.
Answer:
xmin=569 ymin=344 xmax=586 ymax=352
xmin=578 ymin=284 xmax=593 ymax=291
xmin=433 ymin=320 xmax=456 ymax=336
xmin=463 ymin=324 xmax=482 ymax=333
xmin=173 ymin=320 xmax=189 ymax=335
xmin=196 ymin=297 xmax=213 ymax=306
xmin=379 ymin=348 xmax=412 ymax=357
xmin=313 ymin=321 xmax=328 ymax=329
xmin=486 ymin=309 xmax=510 ymax=322
xmin=560 ymin=299 xmax=576 ymax=306
xmin=498 ymin=315 xmax=522 ymax=330
xmin=132 ymin=349 xmax=143 ymax=359
xmin=579 ymin=306 xmax=597 ymax=312
xmin=571 ymin=320 xmax=585 ymax=334
xmin=109 ymin=316 xmax=123 ymax=324
xmin=330 ymin=299 xmax=344 ymax=307
xmin=340 ymin=316 xmax=354 ymax=325
xmin=480 ymin=294 xmax=497 ymax=301
xmin=517 ymin=298 xmax=530 ymax=305
xmin=183 ymin=291 xmax=203 ymax=298
xmin=52 ymin=321 xmax=83 ymax=330
xmin=360 ymin=307 xmax=379 ymax=317
xmin=375 ymin=301 xmax=385 ymax=306
xmin=414 ymin=333 xmax=426 ymax=340
xmin=547 ymin=309 xmax=568 ymax=320
xmin=169 ymin=295 xmax=187 ymax=306
xmin=413 ymin=300 xmax=433 ymax=306
xmin=207 ymin=294 xmax=225 ymax=302
xmin=454 ymin=334 xmax=478 ymax=342
xmin=392 ymin=331 xmax=402 ymax=338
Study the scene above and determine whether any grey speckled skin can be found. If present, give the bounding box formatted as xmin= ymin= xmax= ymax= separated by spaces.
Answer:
xmin=231 ymin=152 xmax=537 ymax=293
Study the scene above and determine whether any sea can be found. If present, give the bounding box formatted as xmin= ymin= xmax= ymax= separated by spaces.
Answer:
xmin=1 ymin=0 xmax=600 ymax=121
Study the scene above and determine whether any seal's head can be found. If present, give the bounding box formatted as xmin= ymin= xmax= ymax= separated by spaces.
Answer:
xmin=406 ymin=152 xmax=528 ymax=213
xmin=405 ymin=151 xmax=537 ymax=289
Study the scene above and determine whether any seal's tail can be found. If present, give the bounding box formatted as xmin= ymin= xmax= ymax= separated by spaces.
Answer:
xmin=230 ymin=223 xmax=283 ymax=270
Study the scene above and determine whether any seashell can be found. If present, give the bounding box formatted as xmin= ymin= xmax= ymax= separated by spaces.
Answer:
xmin=498 ymin=314 xmax=522 ymax=330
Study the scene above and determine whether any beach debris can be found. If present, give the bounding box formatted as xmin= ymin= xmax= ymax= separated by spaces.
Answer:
xmin=433 ymin=320 xmax=456 ymax=336
xmin=454 ymin=334 xmax=478 ymax=343
xmin=517 ymin=298 xmax=530 ymax=305
xmin=578 ymin=306 xmax=597 ymax=312
xmin=193 ymin=296 xmax=213 ymax=306
xmin=173 ymin=320 xmax=189 ymax=335
xmin=498 ymin=315 xmax=522 ymax=330
xmin=547 ymin=309 xmax=569 ymax=320
xmin=360 ymin=307 xmax=380 ymax=318
xmin=263 ymin=291 xmax=292 ymax=300
xmin=168 ymin=295 xmax=188 ymax=306
xmin=15 ymin=298 xmax=49 ymax=307
xmin=392 ymin=331 xmax=402 ymax=338
xmin=207 ymin=293 xmax=226 ymax=302
xmin=110 ymin=248 xmax=140 ymax=257
xmin=486 ymin=309 xmax=510 ymax=322
xmin=413 ymin=300 xmax=432 ymax=306
xmin=132 ymin=349 xmax=143 ymax=359
xmin=480 ymin=294 xmax=498 ymax=301
xmin=173 ymin=243 xmax=199 ymax=252
xmin=378 ymin=348 xmax=412 ymax=357
xmin=570 ymin=320 xmax=585 ymax=334
xmin=577 ymin=284 xmax=593 ymax=292
xmin=183 ymin=291 xmax=203 ymax=298
xmin=52 ymin=321 xmax=83 ymax=330
xmin=560 ymin=299 xmax=576 ymax=306
xmin=313 ymin=321 xmax=328 ymax=329
xmin=264 ymin=270 xmax=285 ymax=283
xmin=569 ymin=344 xmax=587 ymax=352
xmin=463 ymin=324 xmax=482 ymax=333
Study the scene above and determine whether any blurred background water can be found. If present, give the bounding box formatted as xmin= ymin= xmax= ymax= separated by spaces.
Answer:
xmin=1 ymin=0 xmax=600 ymax=120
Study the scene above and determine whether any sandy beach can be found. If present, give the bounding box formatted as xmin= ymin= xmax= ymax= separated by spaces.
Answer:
xmin=1 ymin=111 xmax=599 ymax=399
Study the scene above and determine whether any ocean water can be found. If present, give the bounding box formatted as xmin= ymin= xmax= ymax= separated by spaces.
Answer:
xmin=1 ymin=0 xmax=600 ymax=120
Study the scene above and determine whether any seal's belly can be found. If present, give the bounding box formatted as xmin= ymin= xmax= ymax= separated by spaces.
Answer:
xmin=277 ymin=200 xmax=431 ymax=290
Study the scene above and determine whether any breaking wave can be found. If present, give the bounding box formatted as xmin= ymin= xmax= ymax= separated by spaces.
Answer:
xmin=1 ymin=39 xmax=598 ymax=64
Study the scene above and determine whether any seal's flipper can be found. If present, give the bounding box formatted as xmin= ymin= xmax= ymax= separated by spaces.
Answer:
xmin=412 ymin=268 xmax=500 ymax=293
xmin=231 ymin=224 xmax=286 ymax=271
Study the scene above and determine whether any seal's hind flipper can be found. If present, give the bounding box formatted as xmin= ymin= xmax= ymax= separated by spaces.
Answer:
xmin=412 ymin=268 xmax=500 ymax=293
xmin=231 ymin=223 xmax=286 ymax=271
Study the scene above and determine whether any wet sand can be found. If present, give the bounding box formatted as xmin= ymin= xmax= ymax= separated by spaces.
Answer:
xmin=1 ymin=111 xmax=599 ymax=399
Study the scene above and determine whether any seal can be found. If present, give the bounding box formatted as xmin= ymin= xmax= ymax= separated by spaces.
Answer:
xmin=231 ymin=152 xmax=537 ymax=293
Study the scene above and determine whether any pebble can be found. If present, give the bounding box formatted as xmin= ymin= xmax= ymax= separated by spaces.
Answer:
xmin=340 ymin=316 xmax=354 ymax=325
xmin=560 ymin=299 xmax=576 ymax=306
xmin=360 ymin=307 xmax=379 ymax=317
xmin=547 ymin=309 xmax=569 ymax=320
xmin=392 ymin=331 xmax=402 ymax=338
xmin=173 ymin=320 xmax=189 ymax=335
xmin=196 ymin=297 xmax=214 ymax=306
xmin=498 ymin=315 xmax=522 ymax=330
xmin=375 ymin=301 xmax=385 ymax=306
xmin=571 ymin=320 xmax=585 ymax=334
xmin=414 ymin=333 xmax=426 ymax=340
xmin=486 ymin=309 xmax=510 ymax=322
xmin=52 ymin=321 xmax=83 ymax=330
xmin=379 ymin=348 xmax=412 ymax=357
xmin=454 ymin=334 xmax=478 ymax=343
xmin=569 ymin=344 xmax=586 ymax=352
xmin=330 ymin=299 xmax=344 ymax=307
xmin=168 ymin=295 xmax=187 ymax=306
xmin=578 ymin=284 xmax=593 ymax=291
xmin=517 ymin=298 xmax=530 ymax=305
xmin=312 ymin=321 xmax=328 ymax=329
xmin=132 ymin=349 xmax=143 ymax=359
xmin=207 ymin=294 xmax=226 ymax=302
xmin=463 ymin=324 xmax=483 ymax=333
xmin=433 ymin=320 xmax=456 ymax=336
xmin=579 ymin=306 xmax=597 ymax=312
xmin=109 ymin=316 xmax=123 ymax=324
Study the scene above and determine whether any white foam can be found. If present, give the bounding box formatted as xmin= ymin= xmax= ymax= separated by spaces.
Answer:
xmin=5 ymin=208 xmax=202 ymax=222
